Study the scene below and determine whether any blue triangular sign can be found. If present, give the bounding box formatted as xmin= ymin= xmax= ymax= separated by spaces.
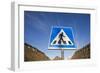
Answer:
xmin=48 ymin=27 xmax=76 ymax=49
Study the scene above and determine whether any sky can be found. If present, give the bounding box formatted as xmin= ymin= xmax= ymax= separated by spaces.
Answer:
xmin=24 ymin=11 xmax=90 ymax=59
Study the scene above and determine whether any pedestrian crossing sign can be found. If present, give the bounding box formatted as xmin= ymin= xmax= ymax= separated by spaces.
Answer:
xmin=48 ymin=27 xmax=76 ymax=49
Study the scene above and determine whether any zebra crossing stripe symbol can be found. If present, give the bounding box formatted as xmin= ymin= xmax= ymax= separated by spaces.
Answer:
xmin=48 ymin=27 xmax=76 ymax=49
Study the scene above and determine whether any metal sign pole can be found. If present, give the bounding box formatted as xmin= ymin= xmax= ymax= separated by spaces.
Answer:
xmin=61 ymin=49 xmax=64 ymax=60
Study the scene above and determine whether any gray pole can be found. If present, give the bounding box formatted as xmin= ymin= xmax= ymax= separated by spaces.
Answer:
xmin=61 ymin=49 xmax=64 ymax=60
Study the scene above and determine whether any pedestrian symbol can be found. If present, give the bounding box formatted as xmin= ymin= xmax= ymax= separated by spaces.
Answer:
xmin=48 ymin=27 xmax=76 ymax=49
xmin=51 ymin=29 xmax=73 ymax=45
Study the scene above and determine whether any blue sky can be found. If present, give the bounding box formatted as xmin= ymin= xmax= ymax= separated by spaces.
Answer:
xmin=24 ymin=11 xmax=90 ymax=59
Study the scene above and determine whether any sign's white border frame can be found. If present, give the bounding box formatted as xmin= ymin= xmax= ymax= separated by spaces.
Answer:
xmin=11 ymin=1 xmax=97 ymax=71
